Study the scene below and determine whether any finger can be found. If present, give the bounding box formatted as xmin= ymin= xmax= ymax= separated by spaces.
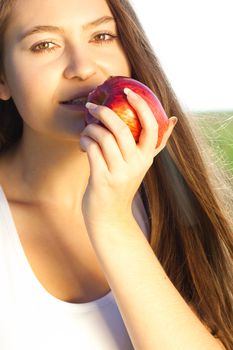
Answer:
xmin=79 ymin=135 xmax=108 ymax=175
xmin=123 ymin=88 xmax=159 ymax=154
xmin=86 ymin=103 xmax=137 ymax=161
xmin=153 ymin=117 xmax=178 ymax=157
xmin=81 ymin=123 xmax=125 ymax=173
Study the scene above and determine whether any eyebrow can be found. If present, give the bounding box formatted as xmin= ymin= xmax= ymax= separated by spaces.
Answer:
xmin=19 ymin=15 xmax=115 ymax=41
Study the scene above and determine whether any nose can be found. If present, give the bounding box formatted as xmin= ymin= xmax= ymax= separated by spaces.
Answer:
xmin=63 ymin=46 xmax=97 ymax=81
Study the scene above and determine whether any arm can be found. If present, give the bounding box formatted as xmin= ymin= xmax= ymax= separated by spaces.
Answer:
xmin=87 ymin=217 xmax=225 ymax=350
xmin=80 ymin=90 xmax=225 ymax=350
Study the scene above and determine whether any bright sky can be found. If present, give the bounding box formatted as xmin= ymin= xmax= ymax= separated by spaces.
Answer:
xmin=131 ymin=0 xmax=233 ymax=112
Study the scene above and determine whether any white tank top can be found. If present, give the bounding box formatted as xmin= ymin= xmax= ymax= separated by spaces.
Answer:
xmin=0 ymin=186 xmax=134 ymax=350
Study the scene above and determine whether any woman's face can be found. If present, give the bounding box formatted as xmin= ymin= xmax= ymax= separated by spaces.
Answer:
xmin=1 ymin=0 xmax=132 ymax=140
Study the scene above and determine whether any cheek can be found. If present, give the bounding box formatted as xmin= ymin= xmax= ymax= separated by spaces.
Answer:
xmin=115 ymin=52 xmax=132 ymax=76
xmin=99 ymin=46 xmax=132 ymax=77
xmin=6 ymin=47 xmax=59 ymax=92
xmin=5 ymin=53 xmax=57 ymax=115
xmin=115 ymin=45 xmax=132 ymax=76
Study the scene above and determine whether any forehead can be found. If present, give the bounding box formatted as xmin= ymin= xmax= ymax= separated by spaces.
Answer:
xmin=8 ymin=0 xmax=113 ymax=32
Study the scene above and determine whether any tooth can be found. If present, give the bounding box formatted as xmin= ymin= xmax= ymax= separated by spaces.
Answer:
xmin=72 ymin=97 xmax=86 ymax=103
xmin=62 ymin=96 xmax=87 ymax=104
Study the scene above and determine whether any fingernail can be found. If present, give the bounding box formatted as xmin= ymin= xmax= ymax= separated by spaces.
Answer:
xmin=123 ymin=88 xmax=138 ymax=100
xmin=171 ymin=117 xmax=178 ymax=126
xmin=85 ymin=102 xmax=98 ymax=110
xmin=79 ymin=136 xmax=87 ymax=152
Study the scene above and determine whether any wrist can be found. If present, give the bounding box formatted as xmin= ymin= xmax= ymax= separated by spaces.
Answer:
xmin=84 ymin=213 xmax=140 ymax=244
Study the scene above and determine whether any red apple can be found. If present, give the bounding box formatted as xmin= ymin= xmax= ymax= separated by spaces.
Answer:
xmin=85 ymin=76 xmax=169 ymax=147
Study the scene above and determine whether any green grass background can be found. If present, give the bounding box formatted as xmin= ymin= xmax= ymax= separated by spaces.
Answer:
xmin=190 ymin=110 xmax=233 ymax=175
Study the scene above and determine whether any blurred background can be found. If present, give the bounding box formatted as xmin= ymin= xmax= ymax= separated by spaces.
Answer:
xmin=131 ymin=0 xmax=233 ymax=175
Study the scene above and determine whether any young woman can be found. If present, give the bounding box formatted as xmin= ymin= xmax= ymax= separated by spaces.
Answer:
xmin=0 ymin=0 xmax=232 ymax=349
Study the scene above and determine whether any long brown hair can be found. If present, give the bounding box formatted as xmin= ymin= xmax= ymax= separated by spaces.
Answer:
xmin=1 ymin=0 xmax=232 ymax=348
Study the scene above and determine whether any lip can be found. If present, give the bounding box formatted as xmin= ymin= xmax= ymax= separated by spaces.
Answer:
xmin=61 ymin=95 xmax=87 ymax=103
xmin=60 ymin=89 xmax=93 ymax=104
xmin=59 ymin=94 xmax=88 ymax=110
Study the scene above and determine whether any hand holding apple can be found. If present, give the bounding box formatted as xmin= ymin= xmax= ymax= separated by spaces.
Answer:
xmin=80 ymin=76 xmax=177 ymax=237
xmin=85 ymin=76 xmax=169 ymax=147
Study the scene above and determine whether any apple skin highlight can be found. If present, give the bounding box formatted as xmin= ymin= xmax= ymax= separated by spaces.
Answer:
xmin=85 ymin=76 xmax=169 ymax=147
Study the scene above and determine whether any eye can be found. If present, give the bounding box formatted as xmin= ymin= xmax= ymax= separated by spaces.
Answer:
xmin=30 ymin=41 xmax=59 ymax=54
xmin=92 ymin=32 xmax=118 ymax=45
xmin=30 ymin=32 xmax=118 ymax=55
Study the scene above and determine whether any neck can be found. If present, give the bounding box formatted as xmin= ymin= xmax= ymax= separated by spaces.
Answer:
xmin=5 ymin=130 xmax=90 ymax=211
